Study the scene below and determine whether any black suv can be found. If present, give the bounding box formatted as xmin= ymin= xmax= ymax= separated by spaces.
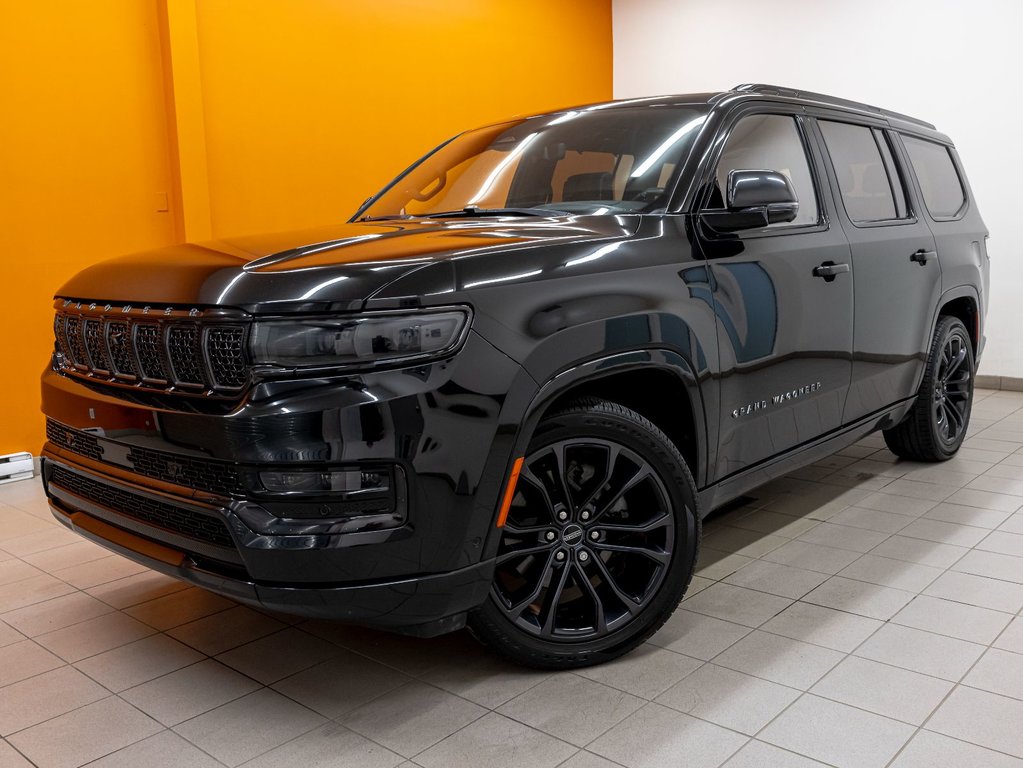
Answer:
xmin=41 ymin=84 xmax=988 ymax=668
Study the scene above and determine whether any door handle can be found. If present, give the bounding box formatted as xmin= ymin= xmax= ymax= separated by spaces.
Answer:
xmin=812 ymin=262 xmax=850 ymax=282
xmin=911 ymin=249 xmax=937 ymax=265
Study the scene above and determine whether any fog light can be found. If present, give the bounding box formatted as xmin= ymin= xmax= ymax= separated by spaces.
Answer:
xmin=259 ymin=469 xmax=388 ymax=494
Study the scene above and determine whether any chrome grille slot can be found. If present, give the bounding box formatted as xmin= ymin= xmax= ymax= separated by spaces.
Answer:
xmin=105 ymin=320 xmax=138 ymax=379
xmin=206 ymin=326 xmax=247 ymax=390
xmin=134 ymin=323 xmax=169 ymax=382
xmin=167 ymin=324 xmax=206 ymax=387
xmin=83 ymin=319 xmax=111 ymax=372
xmin=64 ymin=316 xmax=88 ymax=369
xmin=52 ymin=302 xmax=249 ymax=397
xmin=53 ymin=314 xmax=70 ymax=360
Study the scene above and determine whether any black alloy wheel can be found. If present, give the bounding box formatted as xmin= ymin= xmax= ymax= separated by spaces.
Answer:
xmin=469 ymin=399 xmax=700 ymax=669
xmin=494 ymin=436 xmax=676 ymax=641
xmin=933 ymin=329 xmax=972 ymax=444
xmin=884 ymin=316 xmax=975 ymax=461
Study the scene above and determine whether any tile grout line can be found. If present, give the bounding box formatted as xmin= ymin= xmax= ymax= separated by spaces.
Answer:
xmin=2 ymin=736 xmax=42 ymax=768
xmin=881 ymin=616 xmax=1023 ymax=766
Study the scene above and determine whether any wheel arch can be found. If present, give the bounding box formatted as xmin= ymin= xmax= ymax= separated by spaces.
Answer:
xmin=540 ymin=367 xmax=701 ymax=481
xmin=520 ymin=350 xmax=704 ymax=473
xmin=482 ymin=350 xmax=707 ymax=560
xmin=933 ymin=285 xmax=980 ymax=355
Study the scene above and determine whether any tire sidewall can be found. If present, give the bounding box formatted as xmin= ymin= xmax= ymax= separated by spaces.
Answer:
xmin=926 ymin=318 xmax=975 ymax=459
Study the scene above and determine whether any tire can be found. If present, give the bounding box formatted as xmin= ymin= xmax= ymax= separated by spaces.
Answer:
xmin=468 ymin=398 xmax=700 ymax=669
xmin=883 ymin=316 xmax=975 ymax=461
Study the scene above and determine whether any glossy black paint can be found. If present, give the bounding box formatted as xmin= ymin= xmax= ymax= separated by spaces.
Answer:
xmin=40 ymin=85 xmax=989 ymax=634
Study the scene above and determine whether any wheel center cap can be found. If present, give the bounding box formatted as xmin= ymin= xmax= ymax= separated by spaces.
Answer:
xmin=561 ymin=524 xmax=584 ymax=547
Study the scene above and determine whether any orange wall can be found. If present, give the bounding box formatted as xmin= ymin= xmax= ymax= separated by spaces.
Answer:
xmin=0 ymin=0 xmax=612 ymax=456
xmin=0 ymin=1 xmax=178 ymax=457
xmin=195 ymin=0 xmax=614 ymax=235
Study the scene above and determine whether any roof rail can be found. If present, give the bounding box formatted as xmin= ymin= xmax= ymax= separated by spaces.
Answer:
xmin=731 ymin=83 xmax=936 ymax=130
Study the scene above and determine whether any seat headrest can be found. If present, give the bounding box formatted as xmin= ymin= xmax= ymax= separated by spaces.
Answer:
xmin=563 ymin=171 xmax=613 ymax=202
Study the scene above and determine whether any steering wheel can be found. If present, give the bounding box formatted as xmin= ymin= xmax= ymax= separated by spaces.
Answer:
xmin=629 ymin=187 xmax=665 ymax=203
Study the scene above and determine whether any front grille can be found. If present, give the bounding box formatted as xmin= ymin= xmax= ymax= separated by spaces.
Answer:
xmin=50 ymin=464 xmax=235 ymax=549
xmin=46 ymin=420 xmax=103 ymax=461
xmin=53 ymin=301 xmax=248 ymax=396
xmin=125 ymin=447 xmax=244 ymax=496
xmin=46 ymin=419 xmax=244 ymax=496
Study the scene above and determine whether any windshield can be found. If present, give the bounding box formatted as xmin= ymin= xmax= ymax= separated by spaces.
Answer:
xmin=359 ymin=105 xmax=709 ymax=219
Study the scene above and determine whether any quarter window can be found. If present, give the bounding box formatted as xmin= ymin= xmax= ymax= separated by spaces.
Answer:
xmin=819 ymin=120 xmax=901 ymax=223
xmin=713 ymin=114 xmax=818 ymax=228
xmin=902 ymin=135 xmax=966 ymax=218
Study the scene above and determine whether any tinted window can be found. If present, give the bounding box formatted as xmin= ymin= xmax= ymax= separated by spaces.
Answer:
xmin=819 ymin=120 xmax=899 ymax=222
xmin=902 ymin=135 xmax=966 ymax=218
xmin=360 ymin=106 xmax=709 ymax=218
xmin=714 ymin=114 xmax=818 ymax=228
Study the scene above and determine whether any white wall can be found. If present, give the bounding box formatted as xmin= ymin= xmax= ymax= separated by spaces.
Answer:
xmin=614 ymin=0 xmax=1022 ymax=378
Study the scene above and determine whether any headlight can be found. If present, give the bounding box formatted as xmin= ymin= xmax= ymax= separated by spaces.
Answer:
xmin=250 ymin=308 xmax=469 ymax=369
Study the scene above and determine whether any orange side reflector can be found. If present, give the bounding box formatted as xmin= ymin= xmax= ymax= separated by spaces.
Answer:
xmin=496 ymin=456 xmax=525 ymax=528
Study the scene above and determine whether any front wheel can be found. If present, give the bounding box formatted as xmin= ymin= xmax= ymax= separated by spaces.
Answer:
xmin=883 ymin=315 xmax=975 ymax=461
xmin=468 ymin=399 xmax=700 ymax=669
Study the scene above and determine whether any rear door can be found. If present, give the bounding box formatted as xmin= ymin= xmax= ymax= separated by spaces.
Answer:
xmin=810 ymin=117 xmax=942 ymax=422
xmin=695 ymin=108 xmax=854 ymax=481
xmin=898 ymin=133 xmax=987 ymax=330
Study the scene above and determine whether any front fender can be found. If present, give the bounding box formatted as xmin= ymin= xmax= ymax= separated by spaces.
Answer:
xmin=478 ymin=347 xmax=711 ymax=560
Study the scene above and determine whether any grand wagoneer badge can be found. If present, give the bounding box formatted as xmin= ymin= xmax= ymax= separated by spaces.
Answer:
xmin=731 ymin=381 xmax=823 ymax=418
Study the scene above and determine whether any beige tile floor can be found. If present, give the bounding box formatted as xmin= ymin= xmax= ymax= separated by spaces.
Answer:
xmin=2 ymin=388 xmax=1023 ymax=767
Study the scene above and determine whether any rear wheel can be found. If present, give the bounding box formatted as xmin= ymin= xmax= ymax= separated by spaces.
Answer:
xmin=469 ymin=399 xmax=699 ymax=669
xmin=883 ymin=316 xmax=974 ymax=461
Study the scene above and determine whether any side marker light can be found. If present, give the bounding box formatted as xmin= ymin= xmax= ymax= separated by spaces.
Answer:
xmin=496 ymin=457 xmax=525 ymax=528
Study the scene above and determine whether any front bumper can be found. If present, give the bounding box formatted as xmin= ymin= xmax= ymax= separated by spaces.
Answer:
xmin=41 ymin=454 xmax=497 ymax=634
xmin=39 ymin=329 xmax=528 ymax=632
xmin=45 ymin=458 xmax=492 ymax=633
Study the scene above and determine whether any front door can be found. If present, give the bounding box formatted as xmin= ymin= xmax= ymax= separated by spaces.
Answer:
xmin=696 ymin=110 xmax=854 ymax=481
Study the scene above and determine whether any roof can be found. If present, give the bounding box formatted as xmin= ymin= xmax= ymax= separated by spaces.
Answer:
xmin=531 ymin=84 xmax=939 ymax=135
xmin=724 ymin=83 xmax=936 ymax=130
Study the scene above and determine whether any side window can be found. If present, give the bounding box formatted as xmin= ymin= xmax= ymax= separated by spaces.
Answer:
xmin=901 ymin=135 xmax=966 ymax=218
xmin=713 ymin=114 xmax=819 ymax=228
xmin=819 ymin=120 xmax=901 ymax=223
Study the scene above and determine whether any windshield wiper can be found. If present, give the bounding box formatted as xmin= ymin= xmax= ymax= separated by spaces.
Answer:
xmin=358 ymin=214 xmax=411 ymax=222
xmin=421 ymin=206 xmax=568 ymax=219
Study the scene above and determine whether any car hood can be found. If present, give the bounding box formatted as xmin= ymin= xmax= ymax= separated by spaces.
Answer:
xmin=56 ymin=216 xmax=640 ymax=313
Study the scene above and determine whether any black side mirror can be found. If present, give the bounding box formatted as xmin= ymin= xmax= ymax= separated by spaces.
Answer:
xmin=701 ymin=170 xmax=799 ymax=232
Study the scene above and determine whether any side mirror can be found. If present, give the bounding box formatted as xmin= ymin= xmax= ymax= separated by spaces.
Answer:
xmin=701 ymin=170 xmax=799 ymax=232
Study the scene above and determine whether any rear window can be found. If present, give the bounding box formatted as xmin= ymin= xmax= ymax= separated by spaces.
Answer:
xmin=819 ymin=120 xmax=902 ymax=223
xmin=901 ymin=135 xmax=966 ymax=218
